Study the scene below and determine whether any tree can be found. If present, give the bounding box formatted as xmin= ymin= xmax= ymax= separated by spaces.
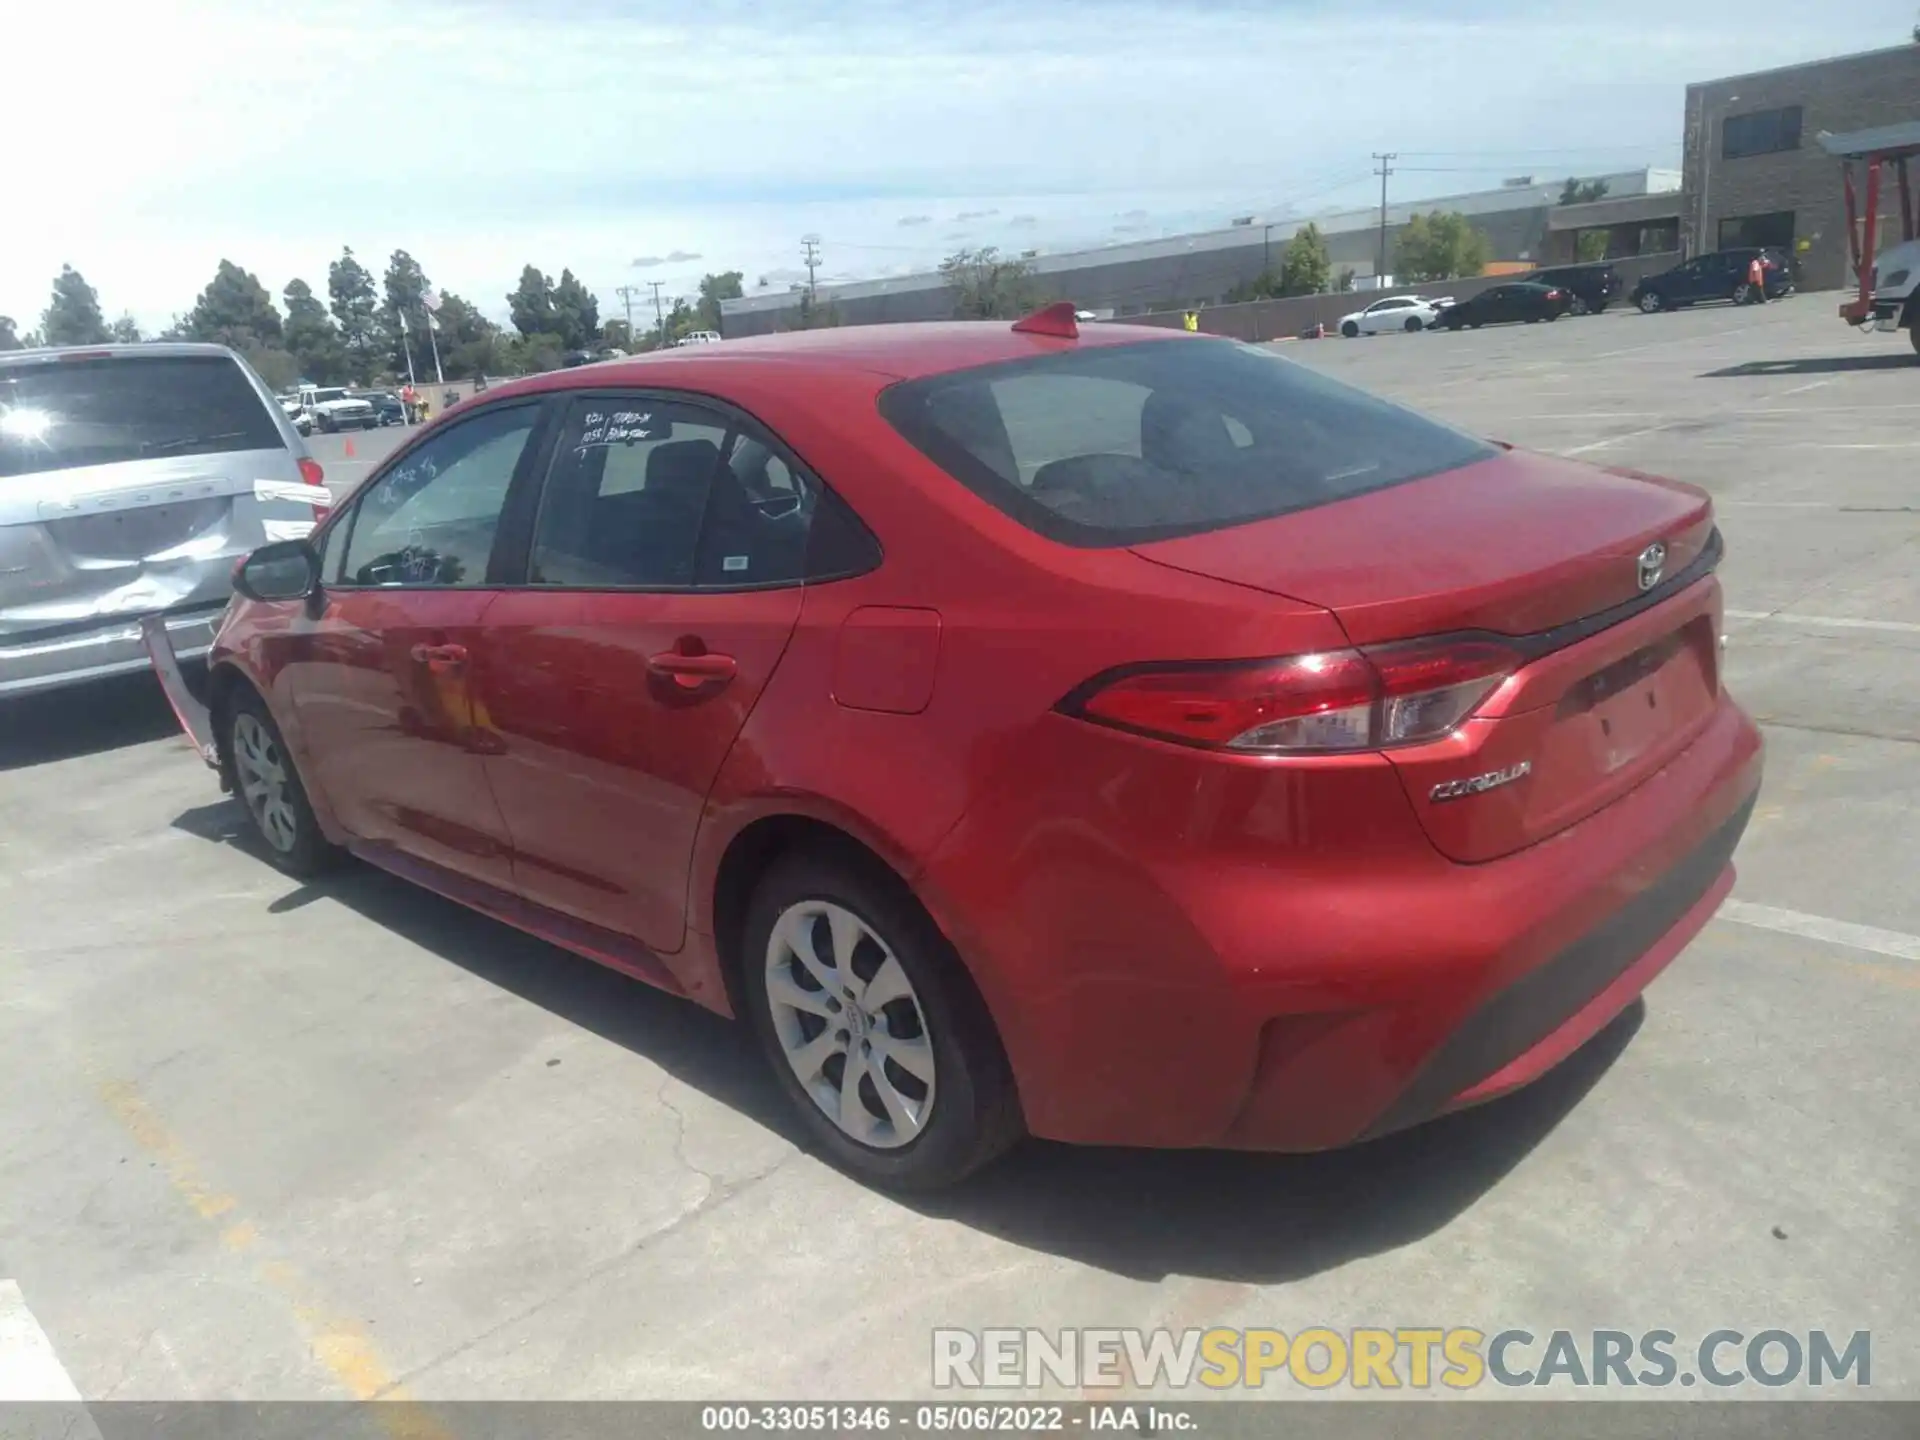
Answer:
xmin=42 ymin=265 xmax=110 ymax=346
xmin=327 ymin=247 xmax=381 ymax=380
xmin=283 ymin=278 xmax=349 ymax=383
xmin=1575 ymin=230 xmax=1612 ymax=263
xmin=382 ymin=249 xmax=433 ymax=381
xmin=1335 ymin=268 xmax=1356 ymax=292
xmin=109 ymin=313 xmax=143 ymax=344
xmin=187 ymin=260 xmax=283 ymax=348
xmin=601 ymin=318 xmax=633 ymax=350
xmin=429 ymin=291 xmax=501 ymax=378
xmin=1277 ymin=223 xmax=1332 ymax=297
xmin=1395 ymin=211 xmax=1492 ymax=282
xmin=1559 ymin=178 xmax=1611 ymax=206
xmin=695 ymin=270 xmax=744 ymax=333
xmin=508 ymin=265 xmax=557 ymax=338
xmin=938 ymin=247 xmax=1036 ymax=319
xmin=0 ymin=317 xmax=22 ymax=351
xmin=551 ymin=269 xmax=600 ymax=350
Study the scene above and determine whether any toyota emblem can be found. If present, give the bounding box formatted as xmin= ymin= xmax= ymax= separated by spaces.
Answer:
xmin=1636 ymin=542 xmax=1668 ymax=592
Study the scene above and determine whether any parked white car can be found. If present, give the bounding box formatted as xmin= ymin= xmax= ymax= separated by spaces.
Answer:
xmin=1337 ymin=295 xmax=1449 ymax=337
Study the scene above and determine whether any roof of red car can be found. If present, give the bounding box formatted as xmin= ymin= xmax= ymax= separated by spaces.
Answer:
xmin=478 ymin=318 xmax=1193 ymax=405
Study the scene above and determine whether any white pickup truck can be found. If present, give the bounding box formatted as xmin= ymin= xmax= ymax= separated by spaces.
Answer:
xmin=1863 ymin=235 xmax=1920 ymax=357
xmin=291 ymin=385 xmax=378 ymax=433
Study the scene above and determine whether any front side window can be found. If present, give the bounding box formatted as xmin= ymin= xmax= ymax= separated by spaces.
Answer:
xmin=0 ymin=355 xmax=283 ymax=479
xmin=880 ymin=338 xmax=1496 ymax=546
xmin=339 ymin=403 xmax=538 ymax=587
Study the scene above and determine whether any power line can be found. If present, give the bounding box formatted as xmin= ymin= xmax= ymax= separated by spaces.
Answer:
xmin=614 ymin=284 xmax=640 ymax=340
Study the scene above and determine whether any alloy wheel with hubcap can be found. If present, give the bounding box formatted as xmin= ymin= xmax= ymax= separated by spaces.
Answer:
xmin=765 ymin=900 xmax=937 ymax=1148
xmin=1639 ymin=292 xmax=1663 ymax=314
xmin=234 ymin=711 xmax=298 ymax=854
xmin=741 ymin=852 xmax=1023 ymax=1189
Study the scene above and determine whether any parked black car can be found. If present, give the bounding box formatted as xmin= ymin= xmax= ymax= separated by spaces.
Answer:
xmin=1431 ymin=281 xmax=1573 ymax=330
xmin=1629 ymin=248 xmax=1795 ymax=313
xmin=1530 ymin=262 xmax=1622 ymax=315
xmin=355 ymin=390 xmax=406 ymax=426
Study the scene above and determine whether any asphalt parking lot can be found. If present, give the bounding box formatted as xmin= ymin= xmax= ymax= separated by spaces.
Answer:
xmin=1 ymin=295 xmax=1915 ymax=1406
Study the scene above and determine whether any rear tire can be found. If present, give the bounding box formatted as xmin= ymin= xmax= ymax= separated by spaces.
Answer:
xmin=224 ymin=688 xmax=342 ymax=880
xmin=1403 ymin=316 xmax=1422 ymax=332
xmin=1569 ymin=296 xmax=1590 ymax=316
xmin=741 ymin=850 xmax=1023 ymax=1191
xmin=1909 ymin=322 xmax=1920 ymax=358
xmin=1341 ymin=320 xmax=1360 ymax=338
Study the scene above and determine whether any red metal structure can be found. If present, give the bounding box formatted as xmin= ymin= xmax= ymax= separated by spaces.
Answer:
xmin=1820 ymin=121 xmax=1920 ymax=323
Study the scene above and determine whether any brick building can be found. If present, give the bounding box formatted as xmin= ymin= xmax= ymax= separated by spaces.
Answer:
xmin=1680 ymin=41 xmax=1920 ymax=290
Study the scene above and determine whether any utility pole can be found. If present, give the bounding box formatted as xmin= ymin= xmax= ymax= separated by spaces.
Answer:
xmin=1372 ymin=152 xmax=1397 ymax=286
xmin=800 ymin=235 xmax=822 ymax=303
xmin=615 ymin=284 xmax=640 ymax=345
xmin=647 ymin=281 xmax=666 ymax=345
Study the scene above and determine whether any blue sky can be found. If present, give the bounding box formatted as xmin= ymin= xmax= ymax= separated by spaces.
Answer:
xmin=4 ymin=0 xmax=1914 ymax=332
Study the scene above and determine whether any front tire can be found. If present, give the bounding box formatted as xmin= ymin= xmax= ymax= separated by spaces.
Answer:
xmin=1403 ymin=316 xmax=1422 ymax=332
xmin=741 ymin=851 xmax=1022 ymax=1191
xmin=224 ymin=688 xmax=341 ymax=879
xmin=1341 ymin=321 xmax=1360 ymax=338
xmin=1569 ymin=295 xmax=1590 ymax=316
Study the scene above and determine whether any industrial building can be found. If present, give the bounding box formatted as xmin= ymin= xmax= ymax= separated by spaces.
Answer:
xmin=721 ymin=36 xmax=1920 ymax=335
xmin=720 ymin=169 xmax=1680 ymax=337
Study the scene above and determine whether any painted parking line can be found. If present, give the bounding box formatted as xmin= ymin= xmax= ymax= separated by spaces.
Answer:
xmin=1726 ymin=609 xmax=1920 ymax=635
xmin=1719 ymin=901 xmax=1920 ymax=964
xmin=0 ymin=1280 xmax=81 ymax=1402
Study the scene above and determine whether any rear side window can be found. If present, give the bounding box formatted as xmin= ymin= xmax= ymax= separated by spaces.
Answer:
xmin=0 ymin=355 xmax=283 ymax=479
xmin=878 ymin=339 xmax=1496 ymax=546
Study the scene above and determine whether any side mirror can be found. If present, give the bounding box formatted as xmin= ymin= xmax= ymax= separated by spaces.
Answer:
xmin=234 ymin=539 xmax=321 ymax=602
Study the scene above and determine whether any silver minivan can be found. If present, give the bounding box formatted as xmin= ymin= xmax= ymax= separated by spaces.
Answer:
xmin=0 ymin=343 xmax=327 ymax=697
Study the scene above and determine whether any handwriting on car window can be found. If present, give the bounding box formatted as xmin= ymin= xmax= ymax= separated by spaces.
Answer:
xmin=575 ymin=409 xmax=666 ymax=453
xmin=372 ymin=454 xmax=440 ymax=511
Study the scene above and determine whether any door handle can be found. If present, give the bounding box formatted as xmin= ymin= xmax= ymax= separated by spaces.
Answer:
xmin=647 ymin=649 xmax=737 ymax=687
xmin=411 ymin=642 xmax=468 ymax=673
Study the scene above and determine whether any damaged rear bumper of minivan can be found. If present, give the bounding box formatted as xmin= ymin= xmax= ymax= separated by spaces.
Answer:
xmin=0 ymin=602 xmax=226 ymax=699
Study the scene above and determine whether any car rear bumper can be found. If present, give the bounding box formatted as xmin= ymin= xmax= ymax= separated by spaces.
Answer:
xmin=0 ymin=604 xmax=225 ymax=697
xmin=920 ymin=691 xmax=1763 ymax=1151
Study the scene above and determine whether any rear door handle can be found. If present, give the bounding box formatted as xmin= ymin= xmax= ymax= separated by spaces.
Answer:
xmin=411 ymin=642 xmax=468 ymax=673
xmin=647 ymin=650 xmax=737 ymax=686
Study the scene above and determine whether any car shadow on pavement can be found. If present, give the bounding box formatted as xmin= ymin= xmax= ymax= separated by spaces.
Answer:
xmin=171 ymin=797 xmax=1643 ymax=1285
xmin=0 ymin=671 xmax=187 ymax=772
xmin=1702 ymin=353 xmax=1918 ymax=378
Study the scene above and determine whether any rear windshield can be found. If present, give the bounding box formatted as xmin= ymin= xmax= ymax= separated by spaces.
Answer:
xmin=878 ymin=337 xmax=1497 ymax=546
xmin=0 ymin=354 xmax=283 ymax=479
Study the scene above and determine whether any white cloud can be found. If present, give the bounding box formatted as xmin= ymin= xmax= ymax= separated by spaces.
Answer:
xmin=1 ymin=0 xmax=1910 ymax=329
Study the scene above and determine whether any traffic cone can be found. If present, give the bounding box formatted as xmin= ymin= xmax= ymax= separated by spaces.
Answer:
xmin=344 ymin=436 xmax=356 ymax=458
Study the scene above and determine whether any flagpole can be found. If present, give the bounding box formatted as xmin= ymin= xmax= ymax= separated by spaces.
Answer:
xmin=427 ymin=310 xmax=444 ymax=385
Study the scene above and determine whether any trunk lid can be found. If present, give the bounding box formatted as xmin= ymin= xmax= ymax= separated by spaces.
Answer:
xmin=1130 ymin=448 xmax=1724 ymax=861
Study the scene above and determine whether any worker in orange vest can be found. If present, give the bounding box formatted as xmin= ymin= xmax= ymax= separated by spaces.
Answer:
xmin=400 ymin=382 xmax=418 ymax=422
xmin=1745 ymin=253 xmax=1767 ymax=304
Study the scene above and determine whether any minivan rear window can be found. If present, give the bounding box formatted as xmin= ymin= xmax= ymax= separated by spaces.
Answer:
xmin=877 ymin=338 xmax=1497 ymax=546
xmin=0 ymin=355 xmax=284 ymax=479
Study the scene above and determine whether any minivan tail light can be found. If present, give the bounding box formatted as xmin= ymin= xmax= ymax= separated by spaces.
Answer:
xmin=1066 ymin=637 xmax=1523 ymax=754
xmin=298 ymin=456 xmax=331 ymax=523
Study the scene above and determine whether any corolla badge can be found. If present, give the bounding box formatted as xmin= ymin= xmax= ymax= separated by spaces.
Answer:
xmin=1637 ymin=541 xmax=1668 ymax=592
xmin=1430 ymin=760 xmax=1532 ymax=804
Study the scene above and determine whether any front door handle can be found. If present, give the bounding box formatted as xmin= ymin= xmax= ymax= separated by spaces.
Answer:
xmin=647 ymin=649 xmax=737 ymax=687
xmin=411 ymin=642 xmax=468 ymax=674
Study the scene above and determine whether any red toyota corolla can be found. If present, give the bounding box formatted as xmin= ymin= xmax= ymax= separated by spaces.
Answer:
xmin=160 ymin=306 xmax=1762 ymax=1190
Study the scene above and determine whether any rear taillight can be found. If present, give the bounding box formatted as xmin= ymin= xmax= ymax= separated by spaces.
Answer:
xmin=298 ymin=456 xmax=331 ymax=524
xmin=1066 ymin=637 xmax=1523 ymax=754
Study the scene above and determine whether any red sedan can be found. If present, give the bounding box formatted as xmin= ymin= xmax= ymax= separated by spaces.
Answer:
xmin=168 ymin=305 xmax=1762 ymax=1190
